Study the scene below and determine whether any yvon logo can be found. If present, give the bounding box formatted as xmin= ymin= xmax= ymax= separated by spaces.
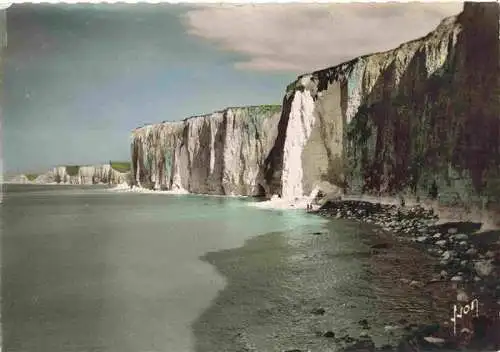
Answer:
xmin=450 ymin=298 xmax=479 ymax=336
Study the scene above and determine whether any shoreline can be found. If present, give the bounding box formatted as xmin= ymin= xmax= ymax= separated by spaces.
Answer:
xmin=109 ymin=185 xmax=325 ymax=209
xmin=338 ymin=194 xmax=500 ymax=231
xmin=184 ymin=189 xmax=500 ymax=351
xmin=312 ymin=198 xmax=500 ymax=351
xmin=108 ymin=184 xmax=252 ymax=198
xmin=191 ymin=209 xmax=499 ymax=352
xmin=84 ymin=184 xmax=500 ymax=349
xmin=107 ymin=185 xmax=498 ymax=228
xmin=9 ymin=183 xmax=500 ymax=349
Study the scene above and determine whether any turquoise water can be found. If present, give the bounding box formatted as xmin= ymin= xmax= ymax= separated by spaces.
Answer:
xmin=1 ymin=185 xmax=327 ymax=352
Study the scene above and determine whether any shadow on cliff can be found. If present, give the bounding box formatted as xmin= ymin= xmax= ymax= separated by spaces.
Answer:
xmin=131 ymin=136 xmax=149 ymax=187
xmin=344 ymin=7 xmax=500 ymax=223
xmin=257 ymin=93 xmax=295 ymax=197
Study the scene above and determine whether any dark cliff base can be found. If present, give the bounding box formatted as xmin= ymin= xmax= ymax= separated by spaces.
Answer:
xmin=192 ymin=202 xmax=500 ymax=352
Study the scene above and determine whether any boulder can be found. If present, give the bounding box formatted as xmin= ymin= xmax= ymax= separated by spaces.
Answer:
xmin=474 ymin=259 xmax=494 ymax=277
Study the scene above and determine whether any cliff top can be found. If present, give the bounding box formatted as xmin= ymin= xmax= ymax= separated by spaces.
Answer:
xmin=182 ymin=104 xmax=281 ymax=121
xmin=287 ymin=9 xmax=461 ymax=93
xmin=49 ymin=162 xmax=125 ymax=170
xmin=133 ymin=104 xmax=281 ymax=131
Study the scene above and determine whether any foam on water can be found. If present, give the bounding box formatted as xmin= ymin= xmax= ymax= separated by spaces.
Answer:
xmin=109 ymin=184 xmax=190 ymax=195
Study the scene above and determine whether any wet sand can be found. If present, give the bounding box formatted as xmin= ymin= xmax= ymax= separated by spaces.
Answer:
xmin=192 ymin=218 xmax=451 ymax=352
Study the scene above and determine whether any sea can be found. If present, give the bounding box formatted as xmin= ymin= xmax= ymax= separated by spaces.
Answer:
xmin=0 ymin=184 xmax=441 ymax=352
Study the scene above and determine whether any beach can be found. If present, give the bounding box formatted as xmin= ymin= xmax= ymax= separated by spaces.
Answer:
xmin=194 ymin=194 xmax=500 ymax=351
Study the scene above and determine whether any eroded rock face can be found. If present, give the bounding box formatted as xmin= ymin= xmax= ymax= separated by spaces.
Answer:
xmin=128 ymin=2 xmax=499 ymax=210
xmin=131 ymin=106 xmax=281 ymax=195
xmin=264 ymin=2 xmax=500 ymax=212
xmin=35 ymin=164 xmax=129 ymax=185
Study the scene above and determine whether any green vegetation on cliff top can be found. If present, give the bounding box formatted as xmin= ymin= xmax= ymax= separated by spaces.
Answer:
xmin=246 ymin=105 xmax=281 ymax=116
xmin=110 ymin=161 xmax=131 ymax=173
xmin=26 ymin=174 xmax=38 ymax=181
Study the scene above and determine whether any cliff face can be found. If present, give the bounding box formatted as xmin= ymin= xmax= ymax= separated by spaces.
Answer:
xmin=34 ymin=164 xmax=129 ymax=185
xmin=131 ymin=105 xmax=281 ymax=195
xmin=7 ymin=174 xmax=31 ymax=184
xmin=264 ymin=2 xmax=500 ymax=212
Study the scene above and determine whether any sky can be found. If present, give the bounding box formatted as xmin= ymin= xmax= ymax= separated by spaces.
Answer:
xmin=3 ymin=2 xmax=462 ymax=174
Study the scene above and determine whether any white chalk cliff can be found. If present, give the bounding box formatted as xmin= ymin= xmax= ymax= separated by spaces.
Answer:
xmin=131 ymin=105 xmax=281 ymax=195
xmin=6 ymin=164 xmax=130 ymax=185
xmin=40 ymin=164 xmax=129 ymax=185
xmin=7 ymin=174 xmax=31 ymax=184
xmin=129 ymin=2 xmax=499 ymax=219
xmin=264 ymin=2 xmax=500 ymax=208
